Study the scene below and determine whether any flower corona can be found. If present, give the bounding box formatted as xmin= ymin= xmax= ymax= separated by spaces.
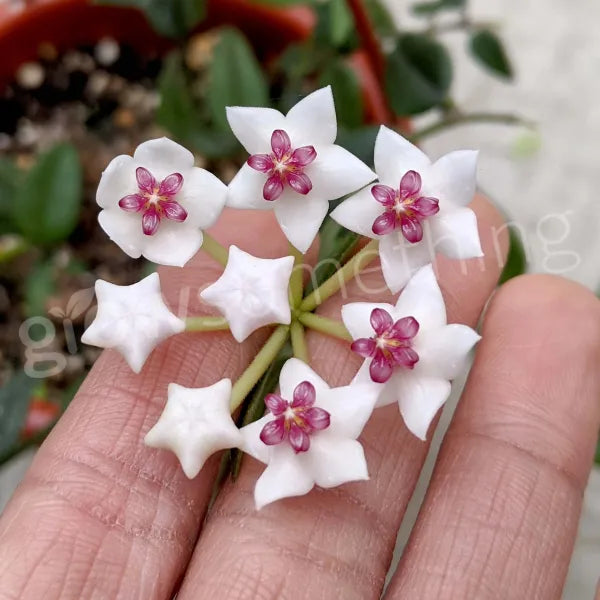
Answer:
xmin=259 ymin=381 xmax=330 ymax=453
xmin=371 ymin=170 xmax=439 ymax=243
xmin=118 ymin=167 xmax=187 ymax=236
xmin=351 ymin=308 xmax=420 ymax=383
xmin=248 ymin=129 xmax=317 ymax=201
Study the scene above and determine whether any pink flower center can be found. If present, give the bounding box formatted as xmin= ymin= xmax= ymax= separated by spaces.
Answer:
xmin=259 ymin=380 xmax=330 ymax=453
xmin=247 ymin=129 xmax=317 ymax=201
xmin=351 ymin=308 xmax=420 ymax=384
xmin=118 ymin=167 xmax=187 ymax=236
xmin=371 ymin=170 xmax=440 ymax=243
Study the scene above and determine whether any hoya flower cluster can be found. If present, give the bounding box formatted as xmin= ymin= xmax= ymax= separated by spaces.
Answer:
xmin=83 ymin=87 xmax=483 ymax=509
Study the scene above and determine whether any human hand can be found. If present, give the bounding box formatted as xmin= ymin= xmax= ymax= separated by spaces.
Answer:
xmin=0 ymin=196 xmax=598 ymax=600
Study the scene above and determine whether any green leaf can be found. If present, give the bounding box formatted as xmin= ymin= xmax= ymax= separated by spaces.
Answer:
xmin=0 ymin=157 xmax=22 ymax=234
xmin=329 ymin=0 xmax=354 ymax=48
xmin=319 ymin=61 xmax=363 ymax=128
xmin=314 ymin=0 xmax=357 ymax=50
xmin=595 ymin=437 xmax=600 ymax=465
xmin=13 ymin=144 xmax=82 ymax=245
xmin=305 ymin=216 xmax=360 ymax=294
xmin=207 ymin=28 xmax=269 ymax=131
xmin=99 ymin=0 xmax=206 ymax=39
xmin=499 ymin=227 xmax=527 ymax=284
xmin=364 ymin=0 xmax=398 ymax=37
xmin=0 ymin=372 xmax=37 ymax=457
xmin=25 ymin=258 xmax=56 ymax=317
xmin=412 ymin=0 xmax=465 ymax=15
xmin=470 ymin=29 xmax=514 ymax=80
xmin=336 ymin=125 xmax=378 ymax=167
xmin=156 ymin=52 xmax=239 ymax=158
xmin=385 ymin=33 xmax=453 ymax=115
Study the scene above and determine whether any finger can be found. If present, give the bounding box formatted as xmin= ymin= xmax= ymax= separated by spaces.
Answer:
xmin=0 ymin=209 xmax=296 ymax=600
xmin=177 ymin=195 xmax=509 ymax=600
xmin=389 ymin=276 xmax=600 ymax=600
xmin=387 ymin=274 xmax=600 ymax=600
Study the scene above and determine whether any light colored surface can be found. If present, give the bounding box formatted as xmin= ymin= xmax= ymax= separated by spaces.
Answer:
xmin=1 ymin=0 xmax=599 ymax=597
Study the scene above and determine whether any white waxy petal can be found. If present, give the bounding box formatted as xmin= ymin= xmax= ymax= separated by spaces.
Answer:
xmin=254 ymin=446 xmax=315 ymax=510
xmin=133 ymin=137 xmax=194 ymax=179
xmin=378 ymin=232 xmax=434 ymax=294
xmin=96 ymin=137 xmax=226 ymax=267
xmin=81 ymin=273 xmax=185 ymax=373
xmin=285 ymin=86 xmax=337 ymax=146
xmin=145 ymin=379 xmax=241 ymax=478
xmin=226 ymin=163 xmax=273 ymax=210
xmin=98 ymin=209 xmax=145 ymax=259
xmin=392 ymin=264 xmax=446 ymax=331
xmin=416 ymin=324 xmax=481 ymax=380
xmin=395 ymin=373 xmax=452 ymax=440
xmin=374 ymin=125 xmax=431 ymax=185
xmin=343 ymin=266 xmax=479 ymax=441
xmin=142 ymin=224 xmax=203 ymax=268
xmin=96 ymin=154 xmax=136 ymax=209
xmin=239 ymin=359 xmax=378 ymax=509
xmin=180 ymin=167 xmax=228 ymax=230
xmin=278 ymin=357 xmax=329 ymax=399
xmin=225 ymin=106 xmax=287 ymax=154
xmin=426 ymin=149 xmax=478 ymax=208
xmin=429 ymin=207 xmax=483 ymax=259
xmin=330 ymin=186 xmax=382 ymax=240
xmin=331 ymin=127 xmax=481 ymax=295
xmin=200 ymin=246 xmax=294 ymax=342
xmin=317 ymin=383 xmax=380 ymax=439
xmin=307 ymin=437 xmax=369 ymax=488
xmin=225 ymin=87 xmax=375 ymax=250
xmin=307 ymin=144 xmax=376 ymax=202
xmin=273 ymin=195 xmax=329 ymax=253
xmin=341 ymin=301 xmax=395 ymax=341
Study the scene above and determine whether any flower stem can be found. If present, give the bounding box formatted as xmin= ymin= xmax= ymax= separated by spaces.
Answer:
xmin=185 ymin=316 xmax=229 ymax=332
xmin=201 ymin=232 xmax=229 ymax=267
xmin=300 ymin=239 xmax=379 ymax=312
xmin=410 ymin=112 xmax=534 ymax=143
xmin=230 ymin=325 xmax=290 ymax=412
xmin=298 ymin=312 xmax=352 ymax=343
xmin=289 ymin=243 xmax=304 ymax=308
xmin=290 ymin=321 xmax=309 ymax=363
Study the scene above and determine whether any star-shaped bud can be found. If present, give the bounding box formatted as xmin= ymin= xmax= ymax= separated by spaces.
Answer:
xmin=200 ymin=245 xmax=294 ymax=342
xmin=239 ymin=358 xmax=379 ymax=510
xmin=81 ymin=273 xmax=184 ymax=373
xmin=226 ymin=86 xmax=376 ymax=253
xmin=342 ymin=265 xmax=481 ymax=440
xmin=96 ymin=137 xmax=227 ymax=267
xmin=331 ymin=126 xmax=482 ymax=292
xmin=145 ymin=379 xmax=241 ymax=478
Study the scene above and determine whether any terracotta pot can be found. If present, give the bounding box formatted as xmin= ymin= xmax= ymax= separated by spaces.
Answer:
xmin=0 ymin=0 xmax=399 ymax=127
xmin=0 ymin=0 xmax=314 ymax=88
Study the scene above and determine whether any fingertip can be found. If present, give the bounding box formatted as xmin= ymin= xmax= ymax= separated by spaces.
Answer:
xmin=464 ymin=272 xmax=600 ymax=486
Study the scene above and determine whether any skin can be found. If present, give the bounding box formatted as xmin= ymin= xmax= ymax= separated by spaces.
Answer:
xmin=0 ymin=196 xmax=599 ymax=600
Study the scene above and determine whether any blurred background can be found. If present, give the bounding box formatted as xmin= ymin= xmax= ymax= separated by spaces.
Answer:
xmin=0 ymin=0 xmax=597 ymax=597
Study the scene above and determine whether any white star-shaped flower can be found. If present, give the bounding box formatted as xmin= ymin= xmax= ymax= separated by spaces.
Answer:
xmin=342 ymin=265 xmax=480 ymax=440
xmin=226 ymin=86 xmax=377 ymax=253
xmin=145 ymin=379 xmax=241 ymax=478
xmin=81 ymin=272 xmax=184 ymax=373
xmin=331 ymin=126 xmax=482 ymax=292
xmin=97 ymin=137 xmax=227 ymax=267
xmin=200 ymin=245 xmax=294 ymax=342
xmin=239 ymin=358 xmax=379 ymax=509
